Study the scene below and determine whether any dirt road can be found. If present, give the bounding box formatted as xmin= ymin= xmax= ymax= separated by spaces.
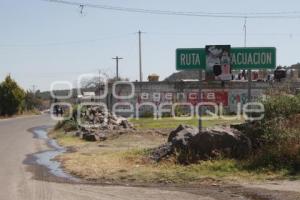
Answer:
xmin=0 ymin=115 xmax=299 ymax=200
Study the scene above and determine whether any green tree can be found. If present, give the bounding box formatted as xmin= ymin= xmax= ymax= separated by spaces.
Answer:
xmin=0 ymin=75 xmax=25 ymax=116
xmin=24 ymin=91 xmax=43 ymax=111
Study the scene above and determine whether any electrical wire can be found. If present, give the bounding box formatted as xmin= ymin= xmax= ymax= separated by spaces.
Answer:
xmin=0 ymin=33 xmax=134 ymax=47
xmin=0 ymin=32 xmax=298 ymax=48
xmin=41 ymin=0 xmax=300 ymax=19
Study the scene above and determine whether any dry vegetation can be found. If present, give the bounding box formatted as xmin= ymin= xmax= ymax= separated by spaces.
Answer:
xmin=51 ymin=117 xmax=290 ymax=184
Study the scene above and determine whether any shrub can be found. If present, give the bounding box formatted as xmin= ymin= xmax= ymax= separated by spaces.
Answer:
xmin=54 ymin=119 xmax=77 ymax=132
xmin=263 ymin=95 xmax=300 ymax=121
xmin=140 ymin=111 xmax=154 ymax=118
xmin=243 ymin=94 xmax=300 ymax=172
xmin=0 ymin=75 xmax=25 ymax=116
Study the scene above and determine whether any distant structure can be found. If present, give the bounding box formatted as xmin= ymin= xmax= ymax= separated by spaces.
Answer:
xmin=148 ymin=73 xmax=159 ymax=82
xmin=164 ymin=70 xmax=199 ymax=82
xmin=78 ymin=91 xmax=96 ymax=101
xmin=291 ymin=63 xmax=300 ymax=70
xmin=291 ymin=63 xmax=300 ymax=80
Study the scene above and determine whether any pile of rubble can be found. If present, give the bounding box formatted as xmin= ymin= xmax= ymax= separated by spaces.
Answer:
xmin=151 ymin=124 xmax=252 ymax=163
xmin=74 ymin=106 xmax=134 ymax=142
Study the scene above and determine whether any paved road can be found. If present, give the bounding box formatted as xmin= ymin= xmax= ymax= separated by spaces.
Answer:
xmin=0 ymin=115 xmax=218 ymax=200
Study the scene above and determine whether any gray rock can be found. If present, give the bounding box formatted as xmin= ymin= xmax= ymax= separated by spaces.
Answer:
xmin=75 ymin=106 xmax=134 ymax=142
xmin=75 ymin=131 xmax=82 ymax=137
xmin=96 ymin=132 xmax=107 ymax=141
xmin=120 ymin=120 xmax=130 ymax=129
xmin=187 ymin=127 xmax=252 ymax=160
xmin=82 ymin=133 xmax=97 ymax=141
xmin=151 ymin=124 xmax=252 ymax=163
xmin=150 ymin=142 xmax=173 ymax=162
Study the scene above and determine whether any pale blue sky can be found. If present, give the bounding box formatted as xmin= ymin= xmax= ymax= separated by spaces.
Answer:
xmin=1 ymin=0 xmax=300 ymax=91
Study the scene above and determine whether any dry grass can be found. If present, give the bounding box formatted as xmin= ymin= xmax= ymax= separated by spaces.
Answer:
xmin=130 ymin=117 xmax=243 ymax=129
xmin=58 ymin=146 xmax=285 ymax=183
xmin=48 ymin=130 xmax=86 ymax=147
xmin=54 ymin=129 xmax=286 ymax=184
xmin=52 ymin=117 xmax=290 ymax=184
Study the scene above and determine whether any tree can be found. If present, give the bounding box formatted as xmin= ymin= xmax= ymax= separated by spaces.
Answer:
xmin=79 ymin=70 xmax=109 ymax=89
xmin=24 ymin=91 xmax=43 ymax=111
xmin=0 ymin=75 xmax=25 ymax=116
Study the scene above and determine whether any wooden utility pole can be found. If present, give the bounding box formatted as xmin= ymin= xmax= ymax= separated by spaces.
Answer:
xmin=112 ymin=56 xmax=123 ymax=80
xmin=138 ymin=30 xmax=143 ymax=82
xmin=244 ymin=17 xmax=252 ymax=102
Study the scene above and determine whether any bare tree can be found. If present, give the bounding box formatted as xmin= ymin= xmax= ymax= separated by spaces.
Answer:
xmin=79 ymin=70 xmax=110 ymax=90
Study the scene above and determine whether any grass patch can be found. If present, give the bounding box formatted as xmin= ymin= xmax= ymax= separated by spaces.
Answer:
xmin=48 ymin=130 xmax=86 ymax=147
xmin=52 ymin=115 xmax=293 ymax=184
xmin=58 ymin=147 xmax=286 ymax=183
xmin=130 ymin=117 xmax=242 ymax=129
xmin=52 ymin=128 xmax=287 ymax=184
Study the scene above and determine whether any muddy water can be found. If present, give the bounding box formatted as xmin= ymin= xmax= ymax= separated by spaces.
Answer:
xmin=31 ymin=127 xmax=79 ymax=181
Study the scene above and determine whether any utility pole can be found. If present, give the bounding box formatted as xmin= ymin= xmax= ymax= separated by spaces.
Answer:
xmin=138 ymin=30 xmax=143 ymax=82
xmin=31 ymin=85 xmax=36 ymax=96
xmin=244 ymin=17 xmax=252 ymax=103
xmin=98 ymin=70 xmax=102 ymax=100
xmin=112 ymin=56 xmax=123 ymax=80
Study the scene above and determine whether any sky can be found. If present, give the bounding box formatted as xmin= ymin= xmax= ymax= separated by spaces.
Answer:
xmin=1 ymin=0 xmax=300 ymax=91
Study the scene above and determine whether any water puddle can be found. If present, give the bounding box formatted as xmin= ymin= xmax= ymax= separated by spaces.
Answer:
xmin=30 ymin=126 xmax=79 ymax=182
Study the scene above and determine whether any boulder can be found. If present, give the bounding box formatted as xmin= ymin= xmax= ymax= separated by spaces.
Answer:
xmin=120 ymin=120 xmax=131 ymax=129
xmin=75 ymin=131 xmax=82 ymax=137
xmin=188 ymin=127 xmax=252 ymax=160
xmin=95 ymin=132 xmax=107 ymax=141
xmin=150 ymin=142 xmax=173 ymax=162
xmin=151 ymin=124 xmax=252 ymax=163
xmin=168 ymin=124 xmax=198 ymax=149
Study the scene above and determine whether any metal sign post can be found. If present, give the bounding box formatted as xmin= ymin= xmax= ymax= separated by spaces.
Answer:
xmin=198 ymin=70 xmax=202 ymax=132
xmin=248 ymin=69 xmax=252 ymax=102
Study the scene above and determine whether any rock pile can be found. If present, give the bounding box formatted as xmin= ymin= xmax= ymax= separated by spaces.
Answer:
xmin=80 ymin=106 xmax=133 ymax=130
xmin=151 ymin=124 xmax=252 ymax=163
xmin=75 ymin=106 xmax=134 ymax=141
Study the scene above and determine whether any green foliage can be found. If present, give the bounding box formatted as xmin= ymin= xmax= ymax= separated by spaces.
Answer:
xmin=174 ymin=105 xmax=184 ymax=116
xmin=71 ymin=104 xmax=80 ymax=121
xmin=140 ymin=111 xmax=154 ymax=118
xmin=263 ymin=95 xmax=300 ymax=121
xmin=0 ymin=75 xmax=25 ymax=116
xmin=247 ymin=142 xmax=300 ymax=172
xmin=54 ymin=119 xmax=77 ymax=132
xmin=24 ymin=91 xmax=43 ymax=111
xmin=243 ymin=94 xmax=300 ymax=172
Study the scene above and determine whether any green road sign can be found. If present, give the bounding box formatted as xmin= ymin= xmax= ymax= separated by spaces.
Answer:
xmin=176 ymin=48 xmax=206 ymax=70
xmin=231 ymin=47 xmax=276 ymax=69
xmin=176 ymin=47 xmax=276 ymax=70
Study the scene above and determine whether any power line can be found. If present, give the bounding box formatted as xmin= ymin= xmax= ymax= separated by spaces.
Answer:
xmin=0 ymin=33 xmax=133 ymax=47
xmin=1 ymin=31 xmax=298 ymax=48
xmin=41 ymin=0 xmax=300 ymax=19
